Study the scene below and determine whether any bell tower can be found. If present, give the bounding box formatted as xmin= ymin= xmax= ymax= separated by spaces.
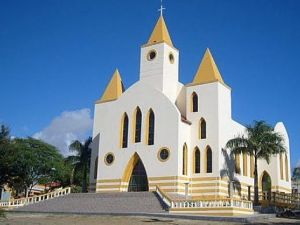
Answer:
xmin=139 ymin=14 xmax=179 ymax=101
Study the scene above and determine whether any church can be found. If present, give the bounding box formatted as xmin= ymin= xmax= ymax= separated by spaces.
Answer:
xmin=89 ymin=13 xmax=291 ymax=201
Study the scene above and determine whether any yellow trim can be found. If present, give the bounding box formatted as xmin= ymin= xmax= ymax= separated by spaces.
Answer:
xmin=193 ymin=147 xmax=200 ymax=174
xmin=157 ymin=147 xmax=170 ymax=162
xmin=97 ymin=178 xmax=121 ymax=183
xmin=148 ymin=176 xmax=189 ymax=181
xmin=243 ymin=153 xmax=248 ymax=177
xmin=120 ymin=113 xmax=128 ymax=148
xmin=260 ymin=171 xmax=271 ymax=191
xmin=204 ymin=146 xmax=212 ymax=173
xmin=199 ymin=118 xmax=206 ymax=139
xmin=97 ymin=69 xmax=124 ymax=103
xmin=104 ymin=152 xmax=115 ymax=166
xmin=190 ymin=92 xmax=198 ymax=112
xmin=285 ymin=154 xmax=289 ymax=181
xmin=235 ymin=153 xmax=241 ymax=174
xmin=183 ymin=143 xmax=188 ymax=175
xmin=144 ymin=108 xmax=154 ymax=145
xmin=191 ymin=48 xmax=225 ymax=86
xmin=146 ymin=15 xmax=173 ymax=47
xmin=250 ymin=155 xmax=254 ymax=178
xmin=280 ymin=153 xmax=284 ymax=180
xmin=131 ymin=106 xmax=142 ymax=143
xmin=272 ymin=185 xmax=292 ymax=192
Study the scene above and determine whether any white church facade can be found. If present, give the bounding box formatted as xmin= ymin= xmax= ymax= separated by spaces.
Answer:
xmin=89 ymin=15 xmax=291 ymax=200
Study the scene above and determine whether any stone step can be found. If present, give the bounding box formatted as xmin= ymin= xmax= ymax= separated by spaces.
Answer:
xmin=14 ymin=192 xmax=167 ymax=214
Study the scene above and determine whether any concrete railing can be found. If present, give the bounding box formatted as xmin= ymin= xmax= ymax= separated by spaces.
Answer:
xmin=0 ymin=187 xmax=71 ymax=209
xmin=155 ymin=186 xmax=172 ymax=208
xmin=155 ymin=185 xmax=253 ymax=210
xmin=171 ymin=198 xmax=253 ymax=210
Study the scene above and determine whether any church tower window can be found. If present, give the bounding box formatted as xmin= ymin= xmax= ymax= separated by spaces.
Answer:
xmin=199 ymin=118 xmax=206 ymax=139
xmin=121 ymin=113 xmax=129 ymax=148
xmin=191 ymin=92 xmax=198 ymax=112
xmin=147 ymin=109 xmax=155 ymax=145
xmin=194 ymin=147 xmax=200 ymax=174
xmin=206 ymin=146 xmax=212 ymax=173
xmin=134 ymin=107 xmax=142 ymax=143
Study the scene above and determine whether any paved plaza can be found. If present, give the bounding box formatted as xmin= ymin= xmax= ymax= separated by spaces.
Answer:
xmin=1 ymin=213 xmax=300 ymax=225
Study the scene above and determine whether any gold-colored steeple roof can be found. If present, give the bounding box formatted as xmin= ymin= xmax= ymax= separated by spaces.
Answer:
xmin=191 ymin=48 xmax=225 ymax=85
xmin=146 ymin=15 xmax=174 ymax=47
xmin=97 ymin=69 xmax=125 ymax=103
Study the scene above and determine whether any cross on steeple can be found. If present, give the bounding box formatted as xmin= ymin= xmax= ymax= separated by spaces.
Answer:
xmin=158 ymin=0 xmax=165 ymax=16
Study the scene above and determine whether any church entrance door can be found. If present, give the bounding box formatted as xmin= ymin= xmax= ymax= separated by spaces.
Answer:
xmin=128 ymin=159 xmax=149 ymax=192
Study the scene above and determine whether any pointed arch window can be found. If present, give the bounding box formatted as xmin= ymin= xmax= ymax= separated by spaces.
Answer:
xmin=235 ymin=153 xmax=241 ymax=174
xmin=243 ymin=153 xmax=248 ymax=176
xmin=121 ymin=113 xmax=129 ymax=148
xmin=280 ymin=153 xmax=284 ymax=180
xmin=134 ymin=107 xmax=142 ymax=143
xmin=206 ymin=146 xmax=212 ymax=173
xmin=183 ymin=144 xmax=188 ymax=175
xmin=250 ymin=155 xmax=254 ymax=178
xmin=147 ymin=109 xmax=155 ymax=145
xmin=285 ymin=154 xmax=289 ymax=181
xmin=94 ymin=156 xmax=98 ymax=179
xmin=199 ymin=118 xmax=206 ymax=139
xmin=191 ymin=92 xmax=198 ymax=112
xmin=194 ymin=147 xmax=200 ymax=174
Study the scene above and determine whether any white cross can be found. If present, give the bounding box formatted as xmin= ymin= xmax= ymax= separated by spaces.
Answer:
xmin=158 ymin=0 xmax=165 ymax=16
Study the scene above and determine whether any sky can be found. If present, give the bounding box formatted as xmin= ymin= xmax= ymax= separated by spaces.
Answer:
xmin=0 ymin=0 xmax=299 ymax=167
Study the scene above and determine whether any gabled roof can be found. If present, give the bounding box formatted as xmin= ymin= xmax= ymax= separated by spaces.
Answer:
xmin=146 ymin=15 xmax=174 ymax=47
xmin=97 ymin=69 xmax=125 ymax=103
xmin=191 ymin=48 xmax=225 ymax=85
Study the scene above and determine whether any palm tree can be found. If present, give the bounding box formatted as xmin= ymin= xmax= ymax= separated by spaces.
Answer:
xmin=69 ymin=137 xmax=92 ymax=193
xmin=226 ymin=121 xmax=286 ymax=206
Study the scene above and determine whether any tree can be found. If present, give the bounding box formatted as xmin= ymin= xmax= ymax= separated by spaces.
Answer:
xmin=226 ymin=121 xmax=286 ymax=206
xmin=10 ymin=138 xmax=64 ymax=195
xmin=0 ymin=125 xmax=13 ymax=186
xmin=69 ymin=137 xmax=92 ymax=193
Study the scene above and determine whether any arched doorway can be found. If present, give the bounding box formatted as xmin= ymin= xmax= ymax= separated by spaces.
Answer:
xmin=128 ymin=158 xmax=149 ymax=192
xmin=261 ymin=171 xmax=272 ymax=201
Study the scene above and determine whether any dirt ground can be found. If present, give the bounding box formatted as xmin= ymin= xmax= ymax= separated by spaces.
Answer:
xmin=0 ymin=213 xmax=300 ymax=225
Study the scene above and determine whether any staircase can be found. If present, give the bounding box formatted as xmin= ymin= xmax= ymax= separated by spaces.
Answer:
xmin=14 ymin=192 xmax=167 ymax=214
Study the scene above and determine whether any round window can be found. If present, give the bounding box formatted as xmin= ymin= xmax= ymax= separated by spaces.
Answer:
xmin=158 ymin=148 xmax=170 ymax=162
xmin=169 ymin=53 xmax=174 ymax=64
xmin=104 ymin=153 xmax=114 ymax=165
xmin=147 ymin=50 xmax=157 ymax=61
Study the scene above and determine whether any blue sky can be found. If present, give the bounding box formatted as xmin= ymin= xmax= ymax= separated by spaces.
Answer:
xmin=0 ymin=0 xmax=299 ymax=167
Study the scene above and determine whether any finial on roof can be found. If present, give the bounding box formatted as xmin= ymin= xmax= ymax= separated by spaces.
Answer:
xmin=158 ymin=0 xmax=165 ymax=16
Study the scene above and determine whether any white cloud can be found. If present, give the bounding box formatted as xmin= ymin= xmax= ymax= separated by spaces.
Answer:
xmin=33 ymin=108 xmax=93 ymax=156
xmin=297 ymin=160 xmax=300 ymax=168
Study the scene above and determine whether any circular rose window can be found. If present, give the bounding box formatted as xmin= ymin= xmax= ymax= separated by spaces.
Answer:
xmin=158 ymin=148 xmax=170 ymax=162
xmin=104 ymin=153 xmax=115 ymax=165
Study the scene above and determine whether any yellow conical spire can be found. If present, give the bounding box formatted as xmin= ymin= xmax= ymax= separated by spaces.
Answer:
xmin=192 ymin=48 xmax=225 ymax=85
xmin=146 ymin=15 xmax=173 ymax=47
xmin=97 ymin=69 xmax=125 ymax=103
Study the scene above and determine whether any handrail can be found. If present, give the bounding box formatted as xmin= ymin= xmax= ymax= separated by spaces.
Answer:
xmin=155 ymin=185 xmax=253 ymax=210
xmin=155 ymin=186 xmax=172 ymax=207
xmin=0 ymin=187 xmax=71 ymax=208
xmin=259 ymin=191 xmax=300 ymax=209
